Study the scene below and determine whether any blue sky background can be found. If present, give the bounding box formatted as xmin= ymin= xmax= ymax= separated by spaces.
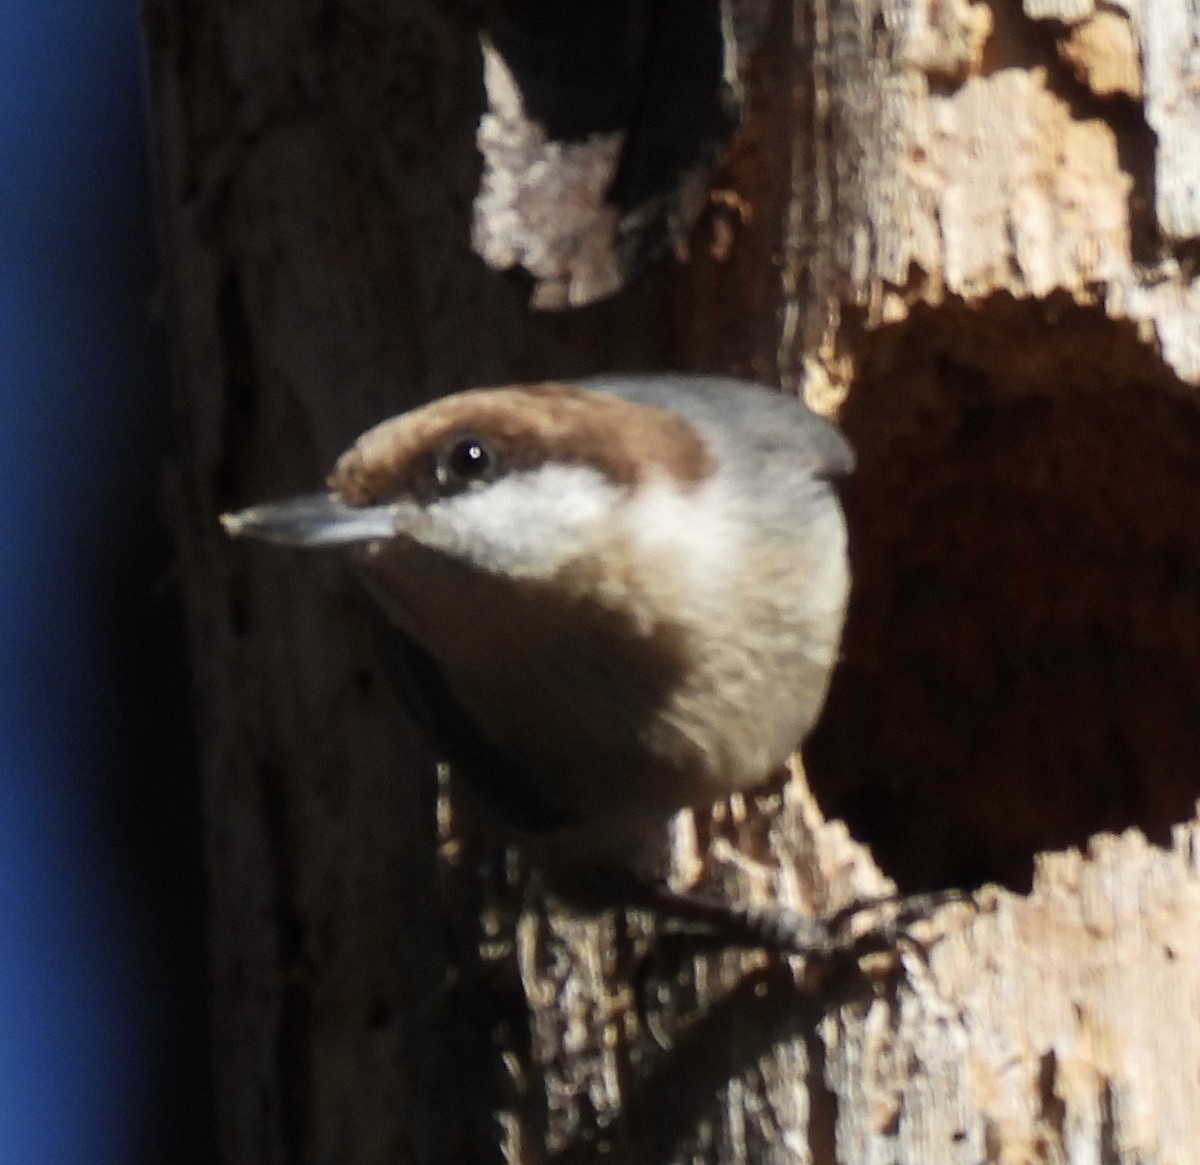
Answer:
xmin=1 ymin=2 xmax=209 ymax=1161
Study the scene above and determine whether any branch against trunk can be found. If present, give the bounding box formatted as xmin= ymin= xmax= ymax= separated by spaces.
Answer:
xmin=144 ymin=0 xmax=1200 ymax=1160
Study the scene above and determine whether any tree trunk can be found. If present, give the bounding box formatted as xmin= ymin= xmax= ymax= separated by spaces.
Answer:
xmin=145 ymin=0 xmax=1200 ymax=1161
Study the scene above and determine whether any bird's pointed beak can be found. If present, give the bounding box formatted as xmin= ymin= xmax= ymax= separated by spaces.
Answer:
xmin=220 ymin=493 xmax=403 ymax=548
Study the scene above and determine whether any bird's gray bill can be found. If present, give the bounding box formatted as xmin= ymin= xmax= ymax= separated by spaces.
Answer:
xmin=220 ymin=493 xmax=400 ymax=547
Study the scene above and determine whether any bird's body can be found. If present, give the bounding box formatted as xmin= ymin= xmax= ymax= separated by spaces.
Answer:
xmin=224 ymin=376 xmax=853 ymax=858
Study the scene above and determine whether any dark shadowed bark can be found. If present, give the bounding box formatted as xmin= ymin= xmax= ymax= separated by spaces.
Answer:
xmin=146 ymin=0 xmax=1200 ymax=1160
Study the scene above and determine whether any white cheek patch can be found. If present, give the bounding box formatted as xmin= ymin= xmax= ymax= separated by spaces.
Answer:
xmin=622 ymin=472 xmax=742 ymax=607
xmin=421 ymin=463 xmax=623 ymax=578
xmin=402 ymin=463 xmax=745 ymax=620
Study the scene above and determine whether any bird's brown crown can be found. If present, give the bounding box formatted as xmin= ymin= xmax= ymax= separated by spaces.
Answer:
xmin=330 ymin=382 xmax=715 ymax=505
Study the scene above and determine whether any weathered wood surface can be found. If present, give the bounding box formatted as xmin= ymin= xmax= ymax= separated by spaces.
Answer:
xmin=145 ymin=0 xmax=1200 ymax=1159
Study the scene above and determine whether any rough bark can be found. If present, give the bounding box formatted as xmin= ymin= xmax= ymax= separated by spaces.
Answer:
xmin=145 ymin=0 xmax=1200 ymax=1161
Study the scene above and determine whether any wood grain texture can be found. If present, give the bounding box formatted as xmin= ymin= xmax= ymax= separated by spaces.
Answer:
xmin=145 ymin=0 xmax=1200 ymax=1160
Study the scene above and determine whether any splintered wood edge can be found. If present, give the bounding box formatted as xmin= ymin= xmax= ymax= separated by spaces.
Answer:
xmin=821 ymin=809 xmax=1200 ymax=1163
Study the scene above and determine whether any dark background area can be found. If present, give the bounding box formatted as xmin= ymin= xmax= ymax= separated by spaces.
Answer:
xmin=0 ymin=2 xmax=211 ymax=1161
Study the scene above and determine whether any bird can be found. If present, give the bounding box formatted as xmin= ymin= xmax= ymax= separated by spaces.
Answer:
xmin=222 ymin=374 xmax=887 ymax=952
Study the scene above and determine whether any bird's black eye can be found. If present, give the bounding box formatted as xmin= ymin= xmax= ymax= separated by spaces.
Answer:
xmin=434 ymin=434 xmax=497 ymax=492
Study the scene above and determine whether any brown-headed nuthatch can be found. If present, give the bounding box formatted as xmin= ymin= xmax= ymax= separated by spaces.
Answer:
xmin=223 ymin=376 xmax=871 ymax=951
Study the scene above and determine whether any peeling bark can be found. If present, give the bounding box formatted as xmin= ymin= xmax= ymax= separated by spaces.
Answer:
xmin=145 ymin=0 xmax=1200 ymax=1160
